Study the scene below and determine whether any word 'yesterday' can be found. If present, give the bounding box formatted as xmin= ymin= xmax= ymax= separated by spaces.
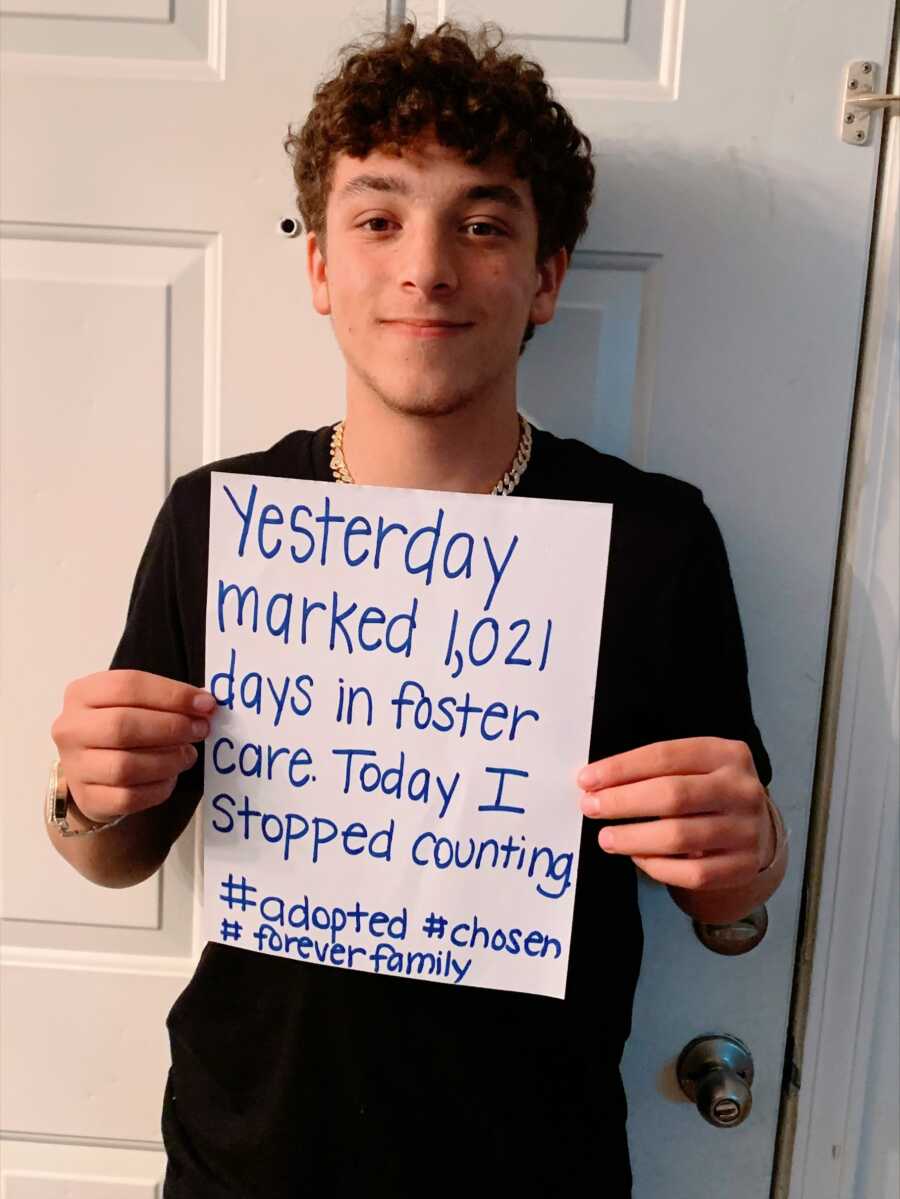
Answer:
xmin=223 ymin=483 xmax=520 ymax=612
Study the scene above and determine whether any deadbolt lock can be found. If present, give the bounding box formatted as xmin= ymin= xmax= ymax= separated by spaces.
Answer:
xmin=692 ymin=904 xmax=768 ymax=955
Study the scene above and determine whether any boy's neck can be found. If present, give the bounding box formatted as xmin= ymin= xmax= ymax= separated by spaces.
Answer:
xmin=337 ymin=395 xmax=524 ymax=495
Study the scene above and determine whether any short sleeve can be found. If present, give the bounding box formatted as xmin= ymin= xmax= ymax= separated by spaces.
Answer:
xmin=655 ymin=500 xmax=772 ymax=787
xmin=108 ymin=487 xmax=205 ymax=797
xmin=108 ymin=488 xmax=191 ymax=685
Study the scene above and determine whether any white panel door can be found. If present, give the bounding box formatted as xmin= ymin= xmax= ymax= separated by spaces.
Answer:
xmin=0 ymin=1 xmax=383 ymax=1189
xmin=402 ymin=1 xmax=896 ymax=1196
xmin=2 ymin=1 xmax=895 ymax=1196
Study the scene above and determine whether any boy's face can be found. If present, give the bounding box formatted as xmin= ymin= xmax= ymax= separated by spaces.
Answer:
xmin=306 ymin=131 xmax=568 ymax=419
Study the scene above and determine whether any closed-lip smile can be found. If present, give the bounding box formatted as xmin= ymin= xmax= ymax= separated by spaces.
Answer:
xmin=382 ymin=318 xmax=473 ymax=337
xmin=383 ymin=319 xmax=472 ymax=326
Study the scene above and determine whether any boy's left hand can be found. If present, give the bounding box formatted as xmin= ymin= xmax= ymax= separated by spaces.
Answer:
xmin=577 ymin=737 xmax=775 ymax=891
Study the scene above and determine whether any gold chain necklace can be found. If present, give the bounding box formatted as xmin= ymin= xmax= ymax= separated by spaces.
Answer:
xmin=329 ymin=412 xmax=533 ymax=496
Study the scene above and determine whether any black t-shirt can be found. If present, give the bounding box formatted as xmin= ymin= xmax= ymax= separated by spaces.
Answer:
xmin=110 ymin=423 xmax=771 ymax=1198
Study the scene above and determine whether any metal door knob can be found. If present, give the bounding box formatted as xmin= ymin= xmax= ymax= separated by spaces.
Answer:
xmin=676 ymin=1034 xmax=755 ymax=1128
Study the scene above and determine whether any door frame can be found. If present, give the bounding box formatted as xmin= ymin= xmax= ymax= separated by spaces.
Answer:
xmin=777 ymin=24 xmax=899 ymax=1198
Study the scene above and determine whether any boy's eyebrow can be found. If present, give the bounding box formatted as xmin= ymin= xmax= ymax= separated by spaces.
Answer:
xmin=337 ymin=173 xmax=526 ymax=213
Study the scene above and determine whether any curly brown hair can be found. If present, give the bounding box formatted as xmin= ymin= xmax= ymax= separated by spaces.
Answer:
xmin=283 ymin=18 xmax=595 ymax=355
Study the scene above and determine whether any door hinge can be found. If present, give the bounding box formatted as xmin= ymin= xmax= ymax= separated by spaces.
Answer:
xmin=841 ymin=61 xmax=900 ymax=145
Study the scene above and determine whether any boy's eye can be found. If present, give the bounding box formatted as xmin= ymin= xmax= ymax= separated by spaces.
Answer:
xmin=465 ymin=222 xmax=505 ymax=237
xmin=358 ymin=218 xmax=506 ymax=237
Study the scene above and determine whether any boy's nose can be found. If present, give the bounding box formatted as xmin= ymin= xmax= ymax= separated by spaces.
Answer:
xmin=400 ymin=225 xmax=459 ymax=295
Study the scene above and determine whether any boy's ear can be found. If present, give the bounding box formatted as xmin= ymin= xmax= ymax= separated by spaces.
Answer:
xmin=529 ymin=246 xmax=569 ymax=328
xmin=307 ymin=230 xmax=331 ymax=316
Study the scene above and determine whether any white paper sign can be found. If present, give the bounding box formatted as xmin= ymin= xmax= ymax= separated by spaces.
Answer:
xmin=202 ymin=472 xmax=612 ymax=999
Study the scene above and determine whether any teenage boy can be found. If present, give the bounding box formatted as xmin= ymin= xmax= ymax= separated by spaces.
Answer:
xmin=48 ymin=19 xmax=787 ymax=1198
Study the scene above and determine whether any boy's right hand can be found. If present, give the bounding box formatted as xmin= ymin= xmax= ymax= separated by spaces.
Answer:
xmin=50 ymin=669 xmax=216 ymax=826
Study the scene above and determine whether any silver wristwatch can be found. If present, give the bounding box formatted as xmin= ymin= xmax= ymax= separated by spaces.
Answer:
xmin=46 ymin=758 xmax=127 ymax=837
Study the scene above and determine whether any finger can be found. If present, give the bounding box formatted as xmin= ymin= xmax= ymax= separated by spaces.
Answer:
xmin=629 ymin=850 xmax=761 ymax=890
xmin=81 ymin=707 xmax=210 ymax=751
xmin=597 ymin=812 xmax=758 ymax=859
xmin=580 ymin=771 xmax=728 ymax=820
xmin=77 ymin=744 xmax=199 ymax=788
xmin=73 ymin=777 xmax=180 ymax=823
xmin=577 ymin=737 xmax=754 ymax=791
xmin=67 ymin=670 xmax=215 ymax=715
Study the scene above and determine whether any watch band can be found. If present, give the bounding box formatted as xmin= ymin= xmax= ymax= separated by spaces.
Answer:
xmin=46 ymin=758 xmax=127 ymax=837
xmin=759 ymin=791 xmax=789 ymax=876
